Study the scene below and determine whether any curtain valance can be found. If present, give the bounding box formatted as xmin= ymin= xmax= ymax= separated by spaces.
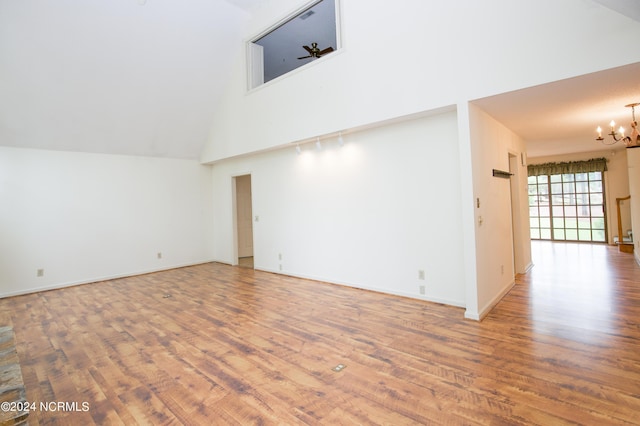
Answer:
xmin=527 ymin=157 xmax=608 ymax=177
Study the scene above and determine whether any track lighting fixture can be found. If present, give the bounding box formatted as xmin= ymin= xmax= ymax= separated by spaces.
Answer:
xmin=293 ymin=132 xmax=346 ymax=155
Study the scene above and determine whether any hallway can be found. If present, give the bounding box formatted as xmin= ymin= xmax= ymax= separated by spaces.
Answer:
xmin=493 ymin=240 xmax=640 ymax=342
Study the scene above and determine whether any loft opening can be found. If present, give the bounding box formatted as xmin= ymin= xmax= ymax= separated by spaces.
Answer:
xmin=247 ymin=0 xmax=340 ymax=89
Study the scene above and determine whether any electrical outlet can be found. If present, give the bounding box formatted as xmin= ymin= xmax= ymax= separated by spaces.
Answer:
xmin=418 ymin=270 xmax=425 ymax=280
xmin=278 ymin=253 xmax=282 ymax=260
xmin=279 ymin=264 xmax=282 ymax=271
xmin=419 ymin=285 xmax=426 ymax=295
xmin=37 ymin=269 xmax=44 ymax=277
xmin=157 ymin=252 xmax=162 ymax=259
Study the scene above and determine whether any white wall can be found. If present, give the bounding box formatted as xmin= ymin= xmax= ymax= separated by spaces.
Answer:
xmin=200 ymin=0 xmax=639 ymax=318
xmin=468 ymin=104 xmax=530 ymax=319
xmin=627 ymin=148 xmax=640 ymax=264
xmin=0 ymin=147 xmax=214 ymax=297
xmin=202 ymin=0 xmax=640 ymax=163
xmin=211 ymin=111 xmax=467 ymax=306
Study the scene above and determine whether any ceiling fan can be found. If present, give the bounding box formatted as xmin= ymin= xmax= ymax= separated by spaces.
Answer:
xmin=297 ymin=42 xmax=334 ymax=59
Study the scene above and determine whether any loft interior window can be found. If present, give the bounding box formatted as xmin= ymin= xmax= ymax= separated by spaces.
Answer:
xmin=248 ymin=0 xmax=338 ymax=89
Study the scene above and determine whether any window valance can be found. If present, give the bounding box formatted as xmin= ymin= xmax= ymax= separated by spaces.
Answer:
xmin=527 ymin=157 xmax=608 ymax=177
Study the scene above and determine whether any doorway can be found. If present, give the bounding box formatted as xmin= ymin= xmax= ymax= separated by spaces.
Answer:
xmin=234 ymin=174 xmax=254 ymax=268
xmin=508 ymin=152 xmax=529 ymax=275
xmin=508 ymin=153 xmax=518 ymax=276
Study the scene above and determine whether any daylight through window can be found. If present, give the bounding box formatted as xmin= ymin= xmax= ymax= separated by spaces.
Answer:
xmin=528 ymin=172 xmax=607 ymax=242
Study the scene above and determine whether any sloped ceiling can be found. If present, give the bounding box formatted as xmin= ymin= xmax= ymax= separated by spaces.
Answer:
xmin=593 ymin=0 xmax=640 ymax=22
xmin=0 ymin=0 xmax=639 ymax=160
xmin=0 ymin=0 xmax=249 ymax=159
xmin=225 ymin=0 xmax=263 ymax=12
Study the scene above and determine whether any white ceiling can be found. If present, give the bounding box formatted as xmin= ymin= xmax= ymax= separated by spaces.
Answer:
xmin=1 ymin=0 xmax=639 ymax=160
xmin=594 ymin=0 xmax=640 ymax=22
xmin=225 ymin=0 xmax=262 ymax=13
xmin=473 ymin=62 xmax=640 ymax=158
xmin=0 ymin=0 xmax=249 ymax=159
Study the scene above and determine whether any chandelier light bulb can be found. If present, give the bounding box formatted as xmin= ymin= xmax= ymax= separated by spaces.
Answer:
xmin=596 ymin=102 xmax=640 ymax=147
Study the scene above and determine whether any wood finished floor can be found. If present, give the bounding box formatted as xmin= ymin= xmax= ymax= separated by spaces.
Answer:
xmin=1 ymin=241 xmax=639 ymax=425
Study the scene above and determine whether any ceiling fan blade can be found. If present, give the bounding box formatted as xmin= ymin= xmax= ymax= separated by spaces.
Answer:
xmin=318 ymin=46 xmax=334 ymax=55
xmin=297 ymin=55 xmax=312 ymax=59
xmin=302 ymin=45 xmax=313 ymax=54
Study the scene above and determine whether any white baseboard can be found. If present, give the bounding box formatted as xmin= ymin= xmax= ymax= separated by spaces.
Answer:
xmin=255 ymin=267 xmax=466 ymax=308
xmin=472 ymin=280 xmax=516 ymax=321
xmin=0 ymin=260 xmax=215 ymax=299
xmin=464 ymin=310 xmax=481 ymax=321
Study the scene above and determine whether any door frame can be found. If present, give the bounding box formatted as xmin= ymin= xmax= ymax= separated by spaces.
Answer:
xmin=232 ymin=173 xmax=254 ymax=267
xmin=509 ymin=151 xmax=530 ymax=274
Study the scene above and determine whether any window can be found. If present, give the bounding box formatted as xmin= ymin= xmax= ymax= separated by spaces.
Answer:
xmin=248 ymin=0 xmax=339 ymax=89
xmin=528 ymin=172 xmax=606 ymax=242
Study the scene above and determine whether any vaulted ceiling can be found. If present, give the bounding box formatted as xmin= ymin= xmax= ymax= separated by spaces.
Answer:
xmin=1 ymin=0 xmax=639 ymax=159
xmin=0 ymin=0 xmax=250 ymax=159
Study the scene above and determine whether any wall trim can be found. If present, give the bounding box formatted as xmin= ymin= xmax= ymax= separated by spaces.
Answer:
xmin=255 ymin=267 xmax=466 ymax=309
xmin=471 ymin=280 xmax=516 ymax=321
xmin=0 ymin=260 xmax=215 ymax=299
xmin=463 ymin=309 xmax=481 ymax=321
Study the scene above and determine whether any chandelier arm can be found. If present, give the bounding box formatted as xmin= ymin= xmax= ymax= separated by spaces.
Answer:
xmin=596 ymin=102 xmax=640 ymax=145
xmin=600 ymin=137 xmax=620 ymax=145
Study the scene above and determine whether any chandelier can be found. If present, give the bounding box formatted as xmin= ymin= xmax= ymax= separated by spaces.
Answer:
xmin=596 ymin=102 xmax=640 ymax=147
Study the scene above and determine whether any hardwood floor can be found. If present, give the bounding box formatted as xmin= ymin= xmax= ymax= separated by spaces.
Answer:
xmin=238 ymin=257 xmax=254 ymax=269
xmin=1 ymin=241 xmax=639 ymax=425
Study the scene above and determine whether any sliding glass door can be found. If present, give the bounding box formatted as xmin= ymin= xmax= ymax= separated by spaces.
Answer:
xmin=528 ymin=171 xmax=606 ymax=242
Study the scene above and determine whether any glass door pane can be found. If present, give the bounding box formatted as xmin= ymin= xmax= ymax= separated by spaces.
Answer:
xmin=528 ymin=171 xmax=606 ymax=243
